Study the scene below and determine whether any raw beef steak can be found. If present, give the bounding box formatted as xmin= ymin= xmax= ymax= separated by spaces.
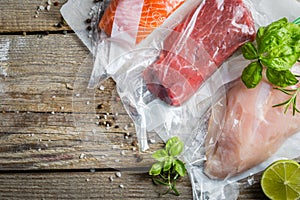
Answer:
xmin=143 ymin=0 xmax=256 ymax=106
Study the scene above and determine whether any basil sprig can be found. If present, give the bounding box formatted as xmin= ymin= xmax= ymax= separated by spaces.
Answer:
xmin=242 ymin=17 xmax=300 ymax=88
xmin=149 ymin=136 xmax=186 ymax=196
xmin=241 ymin=17 xmax=300 ymax=115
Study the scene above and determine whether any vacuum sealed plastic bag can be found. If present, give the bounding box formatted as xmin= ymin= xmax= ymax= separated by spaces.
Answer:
xmin=184 ymin=64 xmax=300 ymax=200
xmin=204 ymin=76 xmax=300 ymax=180
xmin=98 ymin=0 xmax=186 ymax=44
xmin=143 ymin=0 xmax=256 ymax=106
xmin=89 ymin=0 xmax=194 ymax=87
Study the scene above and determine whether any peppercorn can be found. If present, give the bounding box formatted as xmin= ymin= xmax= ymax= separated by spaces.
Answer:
xmin=85 ymin=18 xmax=92 ymax=24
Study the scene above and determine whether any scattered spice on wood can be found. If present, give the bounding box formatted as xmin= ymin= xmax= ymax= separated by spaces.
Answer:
xmin=46 ymin=5 xmax=51 ymax=11
xmin=65 ymin=83 xmax=74 ymax=90
xmin=99 ymin=85 xmax=105 ymax=91
xmin=54 ymin=22 xmax=63 ymax=28
xmin=149 ymin=139 xmax=156 ymax=144
xmin=134 ymin=153 xmax=143 ymax=162
xmin=120 ymin=150 xmax=126 ymax=156
xmin=97 ymin=104 xmax=104 ymax=109
xmin=79 ymin=153 xmax=86 ymax=159
xmin=115 ymin=172 xmax=122 ymax=178
xmin=132 ymin=140 xmax=138 ymax=147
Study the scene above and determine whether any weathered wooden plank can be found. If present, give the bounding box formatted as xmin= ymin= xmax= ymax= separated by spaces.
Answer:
xmin=0 ymin=33 xmax=163 ymax=170
xmin=0 ymin=170 xmax=277 ymax=199
xmin=0 ymin=171 xmax=193 ymax=199
xmin=0 ymin=170 xmax=271 ymax=200
xmin=0 ymin=0 xmax=70 ymax=33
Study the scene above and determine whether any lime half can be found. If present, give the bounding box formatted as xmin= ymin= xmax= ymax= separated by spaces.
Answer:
xmin=261 ymin=160 xmax=300 ymax=200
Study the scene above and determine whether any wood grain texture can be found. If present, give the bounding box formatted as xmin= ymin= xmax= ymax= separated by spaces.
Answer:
xmin=0 ymin=172 xmax=193 ymax=200
xmin=0 ymin=170 xmax=272 ymax=200
xmin=0 ymin=34 xmax=162 ymax=171
xmin=0 ymin=0 xmax=70 ymax=33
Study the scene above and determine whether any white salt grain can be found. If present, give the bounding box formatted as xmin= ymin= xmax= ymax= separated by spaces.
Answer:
xmin=247 ymin=176 xmax=254 ymax=185
xmin=79 ymin=153 xmax=86 ymax=159
xmin=149 ymin=139 xmax=156 ymax=144
xmin=115 ymin=172 xmax=121 ymax=178
xmin=120 ymin=150 xmax=126 ymax=156
xmin=99 ymin=85 xmax=105 ymax=91
xmin=38 ymin=5 xmax=45 ymax=11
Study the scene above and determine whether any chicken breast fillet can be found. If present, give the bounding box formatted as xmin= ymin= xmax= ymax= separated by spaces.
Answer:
xmin=204 ymin=78 xmax=300 ymax=179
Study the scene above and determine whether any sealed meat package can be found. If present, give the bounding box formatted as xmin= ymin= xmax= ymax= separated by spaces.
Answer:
xmin=99 ymin=0 xmax=186 ymax=44
xmin=90 ymin=0 xmax=193 ymax=87
xmin=143 ymin=0 xmax=256 ymax=106
xmin=204 ymin=77 xmax=300 ymax=179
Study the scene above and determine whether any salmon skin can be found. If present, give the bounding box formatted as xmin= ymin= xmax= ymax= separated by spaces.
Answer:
xmin=98 ymin=0 xmax=185 ymax=44
xmin=204 ymin=78 xmax=300 ymax=179
xmin=143 ymin=0 xmax=255 ymax=106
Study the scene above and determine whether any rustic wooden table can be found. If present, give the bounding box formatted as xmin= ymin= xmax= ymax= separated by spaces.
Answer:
xmin=0 ymin=0 xmax=295 ymax=199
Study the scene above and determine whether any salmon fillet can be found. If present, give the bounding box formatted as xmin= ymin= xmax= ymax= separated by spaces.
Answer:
xmin=204 ymin=78 xmax=300 ymax=179
xmin=99 ymin=0 xmax=185 ymax=44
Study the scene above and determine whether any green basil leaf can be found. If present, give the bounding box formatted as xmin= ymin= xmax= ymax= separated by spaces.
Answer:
xmin=165 ymin=137 xmax=180 ymax=154
xmin=163 ymin=156 xmax=173 ymax=172
xmin=257 ymin=18 xmax=300 ymax=70
xmin=152 ymin=149 xmax=168 ymax=161
xmin=149 ymin=162 xmax=163 ymax=176
xmin=165 ymin=137 xmax=178 ymax=151
xmin=241 ymin=61 xmax=263 ymax=88
xmin=242 ymin=42 xmax=258 ymax=60
xmin=168 ymin=140 xmax=184 ymax=157
xmin=259 ymin=45 xmax=300 ymax=70
xmin=174 ymin=159 xmax=186 ymax=177
xmin=257 ymin=18 xmax=287 ymax=50
xmin=266 ymin=68 xmax=298 ymax=87
xmin=256 ymin=26 xmax=265 ymax=48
